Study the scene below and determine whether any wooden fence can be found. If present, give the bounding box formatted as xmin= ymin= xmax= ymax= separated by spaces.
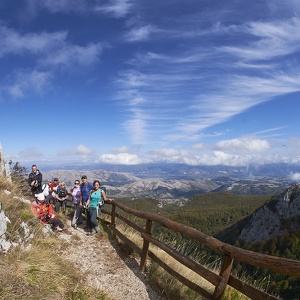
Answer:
xmin=101 ymin=201 xmax=300 ymax=300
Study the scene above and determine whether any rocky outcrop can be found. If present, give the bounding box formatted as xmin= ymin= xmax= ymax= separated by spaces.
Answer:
xmin=0 ymin=144 xmax=11 ymax=179
xmin=239 ymin=184 xmax=300 ymax=243
xmin=0 ymin=199 xmax=13 ymax=252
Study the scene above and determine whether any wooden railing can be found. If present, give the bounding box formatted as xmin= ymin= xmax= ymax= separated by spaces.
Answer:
xmin=101 ymin=201 xmax=300 ymax=300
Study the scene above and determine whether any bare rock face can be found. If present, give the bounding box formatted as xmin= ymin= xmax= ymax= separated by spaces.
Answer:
xmin=0 ymin=144 xmax=11 ymax=179
xmin=239 ymin=184 xmax=300 ymax=243
xmin=0 ymin=202 xmax=12 ymax=252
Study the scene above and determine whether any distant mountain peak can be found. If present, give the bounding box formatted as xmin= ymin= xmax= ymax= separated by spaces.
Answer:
xmin=239 ymin=184 xmax=300 ymax=243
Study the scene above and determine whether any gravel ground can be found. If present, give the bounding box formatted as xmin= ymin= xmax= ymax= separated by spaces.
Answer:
xmin=59 ymin=221 xmax=167 ymax=300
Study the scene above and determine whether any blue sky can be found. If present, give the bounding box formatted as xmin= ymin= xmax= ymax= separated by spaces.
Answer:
xmin=1 ymin=0 xmax=300 ymax=168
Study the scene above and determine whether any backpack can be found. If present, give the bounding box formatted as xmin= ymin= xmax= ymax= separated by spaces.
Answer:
xmin=99 ymin=187 xmax=107 ymax=206
xmin=42 ymin=183 xmax=49 ymax=196
xmin=57 ymin=185 xmax=67 ymax=198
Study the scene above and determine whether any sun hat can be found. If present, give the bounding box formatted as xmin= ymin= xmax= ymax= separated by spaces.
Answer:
xmin=36 ymin=193 xmax=45 ymax=201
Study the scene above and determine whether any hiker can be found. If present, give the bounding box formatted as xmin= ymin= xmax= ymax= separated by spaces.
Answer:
xmin=55 ymin=181 xmax=69 ymax=213
xmin=70 ymin=179 xmax=82 ymax=229
xmin=86 ymin=180 xmax=113 ymax=235
xmin=32 ymin=193 xmax=71 ymax=235
xmin=28 ymin=164 xmax=43 ymax=197
xmin=80 ymin=175 xmax=94 ymax=221
xmin=46 ymin=177 xmax=59 ymax=205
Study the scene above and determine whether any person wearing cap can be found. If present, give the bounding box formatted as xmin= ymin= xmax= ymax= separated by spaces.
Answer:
xmin=32 ymin=193 xmax=71 ymax=235
xmin=79 ymin=175 xmax=94 ymax=217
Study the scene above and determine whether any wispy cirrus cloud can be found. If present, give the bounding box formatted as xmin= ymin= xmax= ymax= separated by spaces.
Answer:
xmin=0 ymin=25 xmax=104 ymax=68
xmin=115 ymin=15 xmax=300 ymax=145
xmin=94 ymin=0 xmax=134 ymax=18
xmin=26 ymin=0 xmax=91 ymax=15
xmin=124 ymin=25 xmax=156 ymax=42
xmin=1 ymin=69 xmax=52 ymax=99
xmin=220 ymin=18 xmax=300 ymax=61
xmin=0 ymin=25 xmax=105 ymax=99
xmin=41 ymin=42 xmax=104 ymax=67
xmin=0 ymin=26 xmax=67 ymax=57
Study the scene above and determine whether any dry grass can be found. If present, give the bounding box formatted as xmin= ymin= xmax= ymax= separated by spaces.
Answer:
xmin=108 ymin=219 xmax=213 ymax=299
xmin=0 ymin=175 xmax=111 ymax=300
xmin=104 ymin=213 xmax=255 ymax=300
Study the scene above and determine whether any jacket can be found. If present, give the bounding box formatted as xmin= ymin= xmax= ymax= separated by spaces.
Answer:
xmin=28 ymin=169 xmax=43 ymax=194
xmin=32 ymin=202 xmax=56 ymax=224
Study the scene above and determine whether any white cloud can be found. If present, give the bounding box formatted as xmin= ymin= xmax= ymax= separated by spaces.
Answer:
xmin=41 ymin=42 xmax=104 ymax=67
xmin=116 ymin=70 xmax=149 ymax=87
xmin=124 ymin=25 xmax=156 ymax=42
xmin=221 ymin=17 xmax=300 ymax=61
xmin=0 ymin=26 xmax=67 ymax=57
xmin=1 ymin=70 xmax=52 ymax=99
xmin=95 ymin=0 xmax=133 ymax=18
xmin=74 ymin=144 xmax=94 ymax=155
xmin=216 ymin=136 xmax=271 ymax=153
xmin=0 ymin=26 xmax=104 ymax=68
xmin=122 ymin=114 xmax=147 ymax=145
xmin=289 ymin=172 xmax=300 ymax=182
xmin=26 ymin=0 xmax=88 ymax=15
xmin=57 ymin=145 xmax=95 ymax=159
xmin=98 ymin=153 xmax=144 ymax=165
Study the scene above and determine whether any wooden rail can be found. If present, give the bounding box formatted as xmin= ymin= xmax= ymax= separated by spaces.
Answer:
xmin=101 ymin=201 xmax=300 ymax=300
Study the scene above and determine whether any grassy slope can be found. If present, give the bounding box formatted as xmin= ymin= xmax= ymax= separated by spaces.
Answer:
xmin=0 ymin=175 xmax=110 ymax=300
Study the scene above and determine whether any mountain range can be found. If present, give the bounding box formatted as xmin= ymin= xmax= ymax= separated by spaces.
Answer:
xmin=41 ymin=163 xmax=298 ymax=203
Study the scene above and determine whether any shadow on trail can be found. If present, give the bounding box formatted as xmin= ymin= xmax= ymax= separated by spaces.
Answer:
xmin=100 ymin=219 xmax=167 ymax=300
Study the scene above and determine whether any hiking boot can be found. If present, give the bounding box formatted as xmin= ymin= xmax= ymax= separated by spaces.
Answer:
xmin=63 ymin=228 xmax=72 ymax=235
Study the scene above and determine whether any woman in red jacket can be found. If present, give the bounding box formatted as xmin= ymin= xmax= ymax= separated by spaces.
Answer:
xmin=32 ymin=193 xmax=71 ymax=235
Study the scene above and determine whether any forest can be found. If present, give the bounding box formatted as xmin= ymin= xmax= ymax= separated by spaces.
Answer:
xmin=117 ymin=192 xmax=300 ymax=299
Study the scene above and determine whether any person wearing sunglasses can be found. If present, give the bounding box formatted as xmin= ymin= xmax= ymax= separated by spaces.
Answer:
xmin=70 ymin=180 xmax=82 ymax=229
xmin=86 ymin=180 xmax=113 ymax=235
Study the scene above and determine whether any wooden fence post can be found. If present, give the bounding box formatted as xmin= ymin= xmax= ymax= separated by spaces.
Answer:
xmin=140 ymin=219 xmax=152 ymax=272
xmin=111 ymin=203 xmax=116 ymax=226
xmin=111 ymin=203 xmax=116 ymax=238
xmin=213 ymin=253 xmax=234 ymax=300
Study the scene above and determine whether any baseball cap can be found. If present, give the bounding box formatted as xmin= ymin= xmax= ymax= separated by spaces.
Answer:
xmin=81 ymin=175 xmax=87 ymax=179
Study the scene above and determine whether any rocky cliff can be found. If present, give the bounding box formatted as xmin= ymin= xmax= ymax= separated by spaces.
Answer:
xmin=0 ymin=144 xmax=10 ymax=179
xmin=239 ymin=184 xmax=300 ymax=243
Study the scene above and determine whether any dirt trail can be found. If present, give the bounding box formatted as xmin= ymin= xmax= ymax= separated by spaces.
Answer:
xmin=59 ymin=220 xmax=166 ymax=300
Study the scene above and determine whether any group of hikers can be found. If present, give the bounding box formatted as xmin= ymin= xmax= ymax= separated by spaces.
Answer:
xmin=28 ymin=164 xmax=113 ymax=235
